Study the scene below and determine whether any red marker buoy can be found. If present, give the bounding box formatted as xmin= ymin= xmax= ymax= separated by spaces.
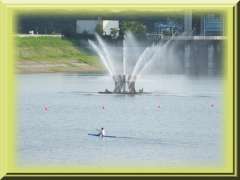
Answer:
xmin=44 ymin=106 xmax=48 ymax=111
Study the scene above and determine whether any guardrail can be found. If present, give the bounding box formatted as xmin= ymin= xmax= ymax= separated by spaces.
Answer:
xmin=146 ymin=34 xmax=226 ymax=40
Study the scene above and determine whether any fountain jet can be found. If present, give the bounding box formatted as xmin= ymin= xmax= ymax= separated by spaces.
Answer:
xmin=95 ymin=33 xmax=116 ymax=76
xmin=88 ymin=32 xmax=175 ymax=94
xmin=88 ymin=40 xmax=114 ymax=76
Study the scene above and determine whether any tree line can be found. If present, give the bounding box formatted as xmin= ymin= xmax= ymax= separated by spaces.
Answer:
xmin=17 ymin=14 xmax=184 ymax=39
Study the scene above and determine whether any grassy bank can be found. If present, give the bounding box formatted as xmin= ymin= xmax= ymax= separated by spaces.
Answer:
xmin=16 ymin=36 xmax=104 ymax=73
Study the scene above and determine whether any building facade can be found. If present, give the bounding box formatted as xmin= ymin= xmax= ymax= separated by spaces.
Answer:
xmin=102 ymin=20 xmax=119 ymax=37
xmin=200 ymin=14 xmax=224 ymax=36
xmin=76 ymin=19 xmax=119 ymax=37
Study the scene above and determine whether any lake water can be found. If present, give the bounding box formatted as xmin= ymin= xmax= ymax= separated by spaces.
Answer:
xmin=17 ymin=73 xmax=224 ymax=168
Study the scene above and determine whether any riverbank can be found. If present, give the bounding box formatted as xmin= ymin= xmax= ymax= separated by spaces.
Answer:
xmin=16 ymin=36 xmax=105 ymax=73
xmin=16 ymin=60 xmax=105 ymax=74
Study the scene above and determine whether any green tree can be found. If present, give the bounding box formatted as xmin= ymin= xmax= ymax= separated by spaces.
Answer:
xmin=120 ymin=21 xmax=147 ymax=36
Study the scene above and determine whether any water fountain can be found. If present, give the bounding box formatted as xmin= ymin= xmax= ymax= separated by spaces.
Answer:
xmin=88 ymin=32 xmax=172 ymax=94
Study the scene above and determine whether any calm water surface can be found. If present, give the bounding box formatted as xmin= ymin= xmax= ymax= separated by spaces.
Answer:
xmin=17 ymin=74 xmax=224 ymax=167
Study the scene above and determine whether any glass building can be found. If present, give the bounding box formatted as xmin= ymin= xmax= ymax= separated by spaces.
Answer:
xmin=200 ymin=14 xmax=224 ymax=36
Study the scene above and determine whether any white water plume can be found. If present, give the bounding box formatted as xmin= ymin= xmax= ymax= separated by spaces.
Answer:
xmin=123 ymin=38 xmax=127 ymax=75
xmin=95 ymin=33 xmax=116 ymax=76
xmin=88 ymin=32 xmax=179 ymax=84
xmin=123 ymin=32 xmax=144 ymax=74
xmin=129 ymin=46 xmax=156 ymax=81
xmin=88 ymin=40 xmax=113 ymax=76
xmin=135 ymin=38 xmax=175 ymax=79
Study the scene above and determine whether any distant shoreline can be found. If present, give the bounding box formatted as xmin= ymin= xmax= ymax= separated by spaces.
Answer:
xmin=16 ymin=60 xmax=105 ymax=74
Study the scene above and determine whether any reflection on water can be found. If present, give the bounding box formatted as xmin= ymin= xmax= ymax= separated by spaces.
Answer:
xmin=17 ymin=73 xmax=224 ymax=167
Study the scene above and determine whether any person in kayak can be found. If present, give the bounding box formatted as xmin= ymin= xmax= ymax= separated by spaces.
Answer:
xmin=97 ymin=127 xmax=106 ymax=137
